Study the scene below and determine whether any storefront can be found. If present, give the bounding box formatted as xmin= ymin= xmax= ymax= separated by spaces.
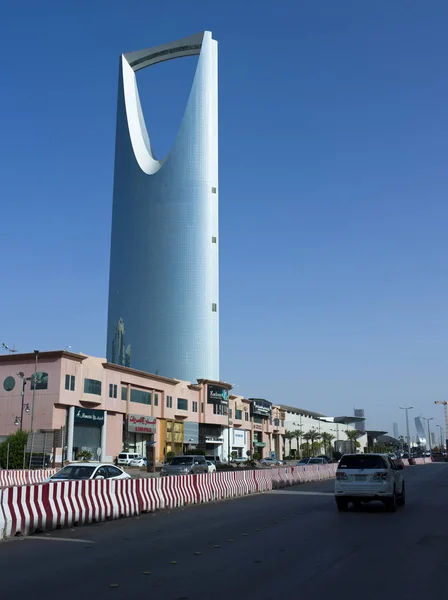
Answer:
xmin=250 ymin=398 xmax=272 ymax=459
xmin=128 ymin=413 xmax=156 ymax=456
xmin=68 ymin=407 xmax=106 ymax=462
xmin=199 ymin=424 xmax=224 ymax=459
xmin=183 ymin=421 xmax=199 ymax=453
xmin=232 ymin=429 xmax=247 ymax=458
xmin=158 ymin=419 xmax=184 ymax=461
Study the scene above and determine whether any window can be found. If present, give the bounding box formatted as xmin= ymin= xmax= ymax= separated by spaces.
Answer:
xmin=254 ymin=415 xmax=263 ymax=424
xmin=338 ymin=455 xmax=387 ymax=470
xmin=84 ymin=378 xmax=101 ymax=396
xmin=95 ymin=466 xmax=108 ymax=479
xmin=212 ymin=236 xmax=217 ymax=243
xmin=107 ymin=466 xmax=123 ymax=478
xmin=65 ymin=374 xmax=75 ymax=391
xmin=3 ymin=376 xmax=15 ymax=392
xmin=245 ymin=412 xmax=249 ymax=421
xmin=154 ymin=393 xmax=159 ymax=406
xmin=235 ymin=409 xmax=242 ymax=420
xmin=108 ymin=383 xmax=117 ymax=398
xmin=31 ymin=372 xmax=48 ymax=390
xmin=229 ymin=409 xmax=233 ymax=419
xmin=211 ymin=186 xmax=217 ymax=194
xmin=192 ymin=401 xmax=198 ymax=413
xmin=274 ymin=418 xmax=279 ymax=427
xmin=130 ymin=389 xmax=152 ymax=405
xmin=121 ymin=387 xmax=127 ymax=401
xmin=166 ymin=395 xmax=173 ymax=408
xmin=201 ymin=402 xmax=204 ymax=413
xmin=213 ymin=403 xmax=228 ymax=416
xmin=177 ymin=398 xmax=188 ymax=411
xmin=212 ymin=303 xmax=217 ymax=312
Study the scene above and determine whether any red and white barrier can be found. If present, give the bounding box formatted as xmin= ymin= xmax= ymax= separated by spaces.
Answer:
xmin=0 ymin=469 xmax=56 ymax=488
xmin=0 ymin=459 xmax=433 ymax=540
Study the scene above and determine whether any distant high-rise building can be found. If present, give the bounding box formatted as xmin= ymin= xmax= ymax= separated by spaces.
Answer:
xmin=393 ymin=422 xmax=399 ymax=439
xmin=431 ymin=432 xmax=436 ymax=447
xmin=354 ymin=408 xmax=365 ymax=432
xmin=414 ymin=416 xmax=427 ymax=446
xmin=107 ymin=31 xmax=219 ymax=383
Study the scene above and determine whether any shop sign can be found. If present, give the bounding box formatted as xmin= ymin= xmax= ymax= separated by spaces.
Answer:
xmin=250 ymin=398 xmax=272 ymax=418
xmin=254 ymin=424 xmax=263 ymax=431
xmin=128 ymin=414 xmax=156 ymax=434
xmin=74 ymin=407 xmax=104 ymax=426
xmin=254 ymin=442 xmax=266 ymax=448
xmin=207 ymin=385 xmax=229 ymax=406
xmin=233 ymin=430 xmax=245 ymax=447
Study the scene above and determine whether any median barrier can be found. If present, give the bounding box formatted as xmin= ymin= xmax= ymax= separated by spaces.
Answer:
xmin=0 ymin=469 xmax=56 ymax=488
xmin=0 ymin=459 xmax=428 ymax=540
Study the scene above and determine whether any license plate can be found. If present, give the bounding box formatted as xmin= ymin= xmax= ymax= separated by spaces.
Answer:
xmin=355 ymin=475 xmax=366 ymax=481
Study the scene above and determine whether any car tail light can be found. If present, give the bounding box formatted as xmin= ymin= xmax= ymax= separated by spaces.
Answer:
xmin=373 ymin=472 xmax=388 ymax=480
xmin=336 ymin=471 xmax=348 ymax=480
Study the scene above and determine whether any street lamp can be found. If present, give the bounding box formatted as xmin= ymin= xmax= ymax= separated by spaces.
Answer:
xmin=399 ymin=406 xmax=413 ymax=456
xmin=16 ymin=372 xmax=31 ymax=431
xmin=30 ymin=350 xmax=39 ymax=434
xmin=436 ymin=424 xmax=444 ymax=449
xmin=421 ymin=416 xmax=434 ymax=453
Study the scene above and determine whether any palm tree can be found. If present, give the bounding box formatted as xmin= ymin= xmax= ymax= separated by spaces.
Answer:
xmin=284 ymin=430 xmax=295 ymax=457
xmin=345 ymin=429 xmax=359 ymax=453
xmin=302 ymin=432 xmax=312 ymax=457
xmin=293 ymin=429 xmax=304 ymax=458
xmin=307 ymin=428 xmax=321 ymax=456
xmin=321 ymin=432 xmax=335 ymax=456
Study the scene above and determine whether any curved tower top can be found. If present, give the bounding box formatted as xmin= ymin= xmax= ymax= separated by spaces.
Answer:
xmin=107 ymin=32 xmax=219 ymax=383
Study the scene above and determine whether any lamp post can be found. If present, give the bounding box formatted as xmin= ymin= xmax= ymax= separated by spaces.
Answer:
xmin=16 ymin=372 xmax=31 ymax=431
xmin=30 ymin=350 xmax=39 ymax=434
xmin=399 ymin=406 xmax=413 ymax=456
xmin=436 ymin=424 xmax=443 ymax=450
xmin=421 ymin=416 xmax=434 ymax=453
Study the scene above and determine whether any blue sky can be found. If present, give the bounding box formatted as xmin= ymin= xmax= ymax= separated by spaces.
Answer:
xmin=1 ymin=0 xmax=447 ymax=435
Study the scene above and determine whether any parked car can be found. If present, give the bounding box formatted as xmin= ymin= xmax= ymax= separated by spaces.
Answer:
xmin=117 ymin=452 xmax=141 ymax=466
xmin=205 ymin=455 xmax=222 ymax=466
xmin=297 ymin=457 xmax=328 ymax=465
xmin=46 ymin=462 xmax=131 ymax=481
xmin=129 ymin=456 xmax=147 ymax=467
xmin=259 ymin=457 xmax=284 ymax=466
xmin=160 ymin=455 xmax=208 ymax=476
xmin=335 ymin=453 xmax=405 ymax=512
xmin=206 ymin=460 xmax=216 ymax=473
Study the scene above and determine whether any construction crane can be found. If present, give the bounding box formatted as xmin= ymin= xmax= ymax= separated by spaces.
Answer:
xmin=434 ymin=401 xmax=448 ymax=450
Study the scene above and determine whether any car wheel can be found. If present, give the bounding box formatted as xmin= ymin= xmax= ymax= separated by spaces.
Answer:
xmin=336 ymin=497 xmax=349 ymax=512
xmin=385 ymin=490 xmax=397 ymax=512
xmin=397 ymin=483 xmax=406 ymax=507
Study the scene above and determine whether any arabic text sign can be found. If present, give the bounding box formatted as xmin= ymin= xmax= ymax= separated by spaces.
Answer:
xmin=128 ymin=414 xmax=156 ymax=434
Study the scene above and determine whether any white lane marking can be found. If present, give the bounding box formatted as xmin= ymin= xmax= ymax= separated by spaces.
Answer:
xmin=24 ymin=536 xmax=95 ymax=543
xmin=267 ymin=490 xmax=334 ymax=496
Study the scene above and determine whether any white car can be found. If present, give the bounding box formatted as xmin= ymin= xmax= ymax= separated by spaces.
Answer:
xmin=259 ymin=457 xmax=284 ymax=466
xmin=335 ymin=453 xmax=405 ymax=512
xmin=129 ymin=456 xmax=147 ymax=467
xmin=117 ymin=452 xmax=141 ymax=466
xmin=47 ymin=462 xmax=131 ymax=481
xmin=206 ymin=460 xmax=216 ymax=473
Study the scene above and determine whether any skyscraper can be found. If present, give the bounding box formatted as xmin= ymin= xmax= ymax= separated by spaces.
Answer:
xmin=393 ymin=422 xmax=399 ymax=439
xmin=414 ymin=416 xmax=426 ymax=446
xmin=107 ymin=32 xmax=219 ymax=382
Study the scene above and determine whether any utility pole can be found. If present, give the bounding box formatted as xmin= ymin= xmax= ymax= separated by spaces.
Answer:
xmin=399 ymin=406 xmax=413 ymax=456
xmin=421 ymin=416 xmax=433 ymax=453
xmin=30 ymin=350 xmax=39 ymax=433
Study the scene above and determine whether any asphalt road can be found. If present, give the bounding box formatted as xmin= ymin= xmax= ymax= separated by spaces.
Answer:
xmin=1 ymin=465 xmax=446 ymax=600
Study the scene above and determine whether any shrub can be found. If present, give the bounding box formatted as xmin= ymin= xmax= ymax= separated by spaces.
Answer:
xmin=0 ymin=430 xmax=28 ymax=469
xmin=77 ymin=450 xmax=93 ymax=461
xmin=252 ymin=452 xmax=261 ymax=461
xmin=165 ymin=451 xmax=176 ymax=463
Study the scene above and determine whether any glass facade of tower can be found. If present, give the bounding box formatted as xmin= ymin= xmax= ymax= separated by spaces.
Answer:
xmin=107 ymin=32 xmax=219 ymax=383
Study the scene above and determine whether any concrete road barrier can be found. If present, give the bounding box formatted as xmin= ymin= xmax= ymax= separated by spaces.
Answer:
xmin=0 ymin=460 xmax=434 ymax=540
xmin=0 ymin=469 xmax=56 ymax=488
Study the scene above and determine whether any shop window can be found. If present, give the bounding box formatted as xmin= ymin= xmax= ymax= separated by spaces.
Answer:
xmin=31 ymin=372 xmax=48 ymax=390
xmin=192 ymin=401 xmax=198 ymax=413
xmin=109 ymin=383 xmax=117 ymax=398
xmin=235 ymin=409 xmax=242 ymax=420
xmin=166 ymin=395 xmax=173 ymax=408
xmin=154 ymin=393 xmax=159 ymax=406
xmin=131 ymin=389 xmax=152 ymax=405
xmin=177 ymin=398 xmax=188 ymax=411
xmin=84 ymin=378 xmax=101 ymax=396
xmin=65 ymin=374 xmax=75 ymax=391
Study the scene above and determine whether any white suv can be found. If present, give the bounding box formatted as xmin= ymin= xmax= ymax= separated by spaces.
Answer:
xmin=335 ymin=453 xmax=405 ymax=512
